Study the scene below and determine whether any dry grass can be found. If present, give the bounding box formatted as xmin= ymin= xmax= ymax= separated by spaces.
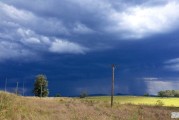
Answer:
xmin=0 ymin=91 xmax=179 ymax=120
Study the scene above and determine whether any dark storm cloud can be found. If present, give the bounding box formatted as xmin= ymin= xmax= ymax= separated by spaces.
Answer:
xmin=0 ymin=0 xmax=179 ymax=96
xmin=1 ymin=0 xmax=179 ymax=57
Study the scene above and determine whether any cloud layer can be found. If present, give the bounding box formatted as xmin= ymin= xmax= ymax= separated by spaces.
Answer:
xmin=108 ymin=0 xmax=179 ymax=38
xmin=0 ymin=1 xmax=88 ymax=61
xmin=1 ymin=0 xmax=179 ymax=61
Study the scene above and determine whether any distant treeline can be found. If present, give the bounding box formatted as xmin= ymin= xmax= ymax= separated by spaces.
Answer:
xmin=158 ymin=90 xmax=179 ymax=97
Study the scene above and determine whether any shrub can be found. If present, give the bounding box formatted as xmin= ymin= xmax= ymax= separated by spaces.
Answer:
xmin=79 ymin=91 xmax=88 ymax=98
xmin=55 ymin=93 xmax=61 ymax=97
xmin=143 ymin=93 xmax=149 ymax=96
xmin=174 ymin=92 xmax=179 ymax=97
xmin=156 ymin=100 xmax=164 ymax=106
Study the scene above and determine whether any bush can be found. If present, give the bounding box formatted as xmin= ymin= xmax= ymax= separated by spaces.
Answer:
xmin=79 ymin=91 xmax=88 ymax=98
xmin=143 ymin=93 xmax=149 ymax=96
xmin=156 ymin=100 xmax=164 ymax=106
xmin=174 ymin=91 xmax=179 ymax=97
xmin=55 ymin=93 xmax=61 ymax=97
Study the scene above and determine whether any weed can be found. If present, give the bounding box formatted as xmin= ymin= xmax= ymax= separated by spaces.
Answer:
xmin=156 ymin=100 xmax=164 ymax=106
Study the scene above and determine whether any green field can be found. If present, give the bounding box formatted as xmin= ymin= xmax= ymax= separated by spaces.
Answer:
xmin=85 ymin=96 xmax=179 ymax=107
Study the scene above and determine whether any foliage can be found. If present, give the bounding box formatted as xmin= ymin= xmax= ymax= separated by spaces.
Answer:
xmin=158 ymin=90 xmax=179 ymax=97
xmin=33 ymin=74 xmax=49 ymax=97
xmin=55 ymin=93 xmax=61 ymax=97
xmin=158 ymin=91 xmax=165 ymax=97
xmin=79 ymin=91 xmax=88 ymax=98
xmin=174 ymin=91 xmax=179 ymax=97
xmin=143 ymin=93 xmax=150 ymax=96
xmin=156 ymin=100 xmax=164 ymax=106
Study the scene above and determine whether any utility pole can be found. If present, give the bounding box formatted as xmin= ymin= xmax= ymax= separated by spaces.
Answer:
xmin=111 ymin=64 xmax=115 ymax=107
xmin=5 ymin=78 xmax=7 ymax=92
xmin=16 ymin=82 xmax=18 ymax=95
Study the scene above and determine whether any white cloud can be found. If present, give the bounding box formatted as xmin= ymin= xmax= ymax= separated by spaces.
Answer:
xmin=107 ymin=0 xmax=179 ymax=38
xmin=16 ymin=28 xmax=88 ymax=54
xmin=69 ymin=0 xmax=179 ymax=39
xmin=164 ymin=58 xmax=179 ymax=71
xmin=73 ymin=23 xmax=94 ymax=34
xmin=145 ymin=80 xmax=179 ymax=95
xmin=143 ymin=77 xmax=159 ymax=81
xmin=2 ymin=0 xmax=179 ymax=41
xmin=0 ymin=40 xmax=36 ymax=61
xmin=165 ymin=65 xmax=179 ymax=71
xmin=165 ymin=58 xmax=179 ymax=64
xmin=0 ymin=2 xmax=34 ymax=22
xmin=49 ymin=39 xmax=88 ymax=54
xmin=0 ymin=2 xmax=89 ymax=62
xmin=16 ymin=28 xmax=50 ymax=45
xmin=0 ymin=27 xmax=88 ymax=61
xmin=0 ymin=1 xmax=69 ymax=36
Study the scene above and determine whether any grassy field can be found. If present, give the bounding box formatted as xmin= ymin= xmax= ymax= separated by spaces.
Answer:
xmin=0 ymin=91 xmax=179 ymax=120
xmin=84 ymin=96 xmax=179 ymax=107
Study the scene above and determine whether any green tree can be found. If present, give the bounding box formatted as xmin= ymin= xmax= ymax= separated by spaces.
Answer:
xmin=174 ymin=91 xmax=179 ymax=97
xmin=158 ymin=91 xmax=165 ymax=97
xmin=165 ymin=90 xmax=174 ymax=97
xmin=33 ymin=74 xmax=49 ymax=97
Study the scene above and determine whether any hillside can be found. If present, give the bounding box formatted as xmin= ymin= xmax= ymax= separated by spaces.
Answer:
xmin=0 ymin=91 xmax=179 ymax=120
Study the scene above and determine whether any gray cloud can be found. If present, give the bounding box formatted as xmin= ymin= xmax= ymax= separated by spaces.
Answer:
xmin=0 ymin=1 xmax=88 ymax=61
xmin=49 ymin=39 xmax=88 ymax=54
xmin=1 ymin=0 xmax=179 ymax=62
xmin=164 ymin=58 xmax=179 ymax=71
xmin=0 ymin=40 xmax=36 ymax=61
xmin=5 ymin=0 xmax=179 ymax=39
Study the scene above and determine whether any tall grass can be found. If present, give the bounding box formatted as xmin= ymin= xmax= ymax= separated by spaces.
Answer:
xmin=0 ymin=91 xmax=179 ymax=120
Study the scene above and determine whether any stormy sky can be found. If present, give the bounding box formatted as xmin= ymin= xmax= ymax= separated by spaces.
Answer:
xmin=0 ymin=0 xmax=179 ymax=96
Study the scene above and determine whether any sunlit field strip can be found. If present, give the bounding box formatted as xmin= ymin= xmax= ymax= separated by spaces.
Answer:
xmin=85 ymin=96 xmax=179 ymax=107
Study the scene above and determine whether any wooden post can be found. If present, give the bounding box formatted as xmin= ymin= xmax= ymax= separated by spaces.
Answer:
xmin=5 ymin=78 xmax=7 ymax=92
xmin=111 ymin=64 xmax=115 ymax=107
xmin=23 ymin=81 xmax=25 ymax=96
xmin=16 ymin=82 xmax=18 ymax=95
